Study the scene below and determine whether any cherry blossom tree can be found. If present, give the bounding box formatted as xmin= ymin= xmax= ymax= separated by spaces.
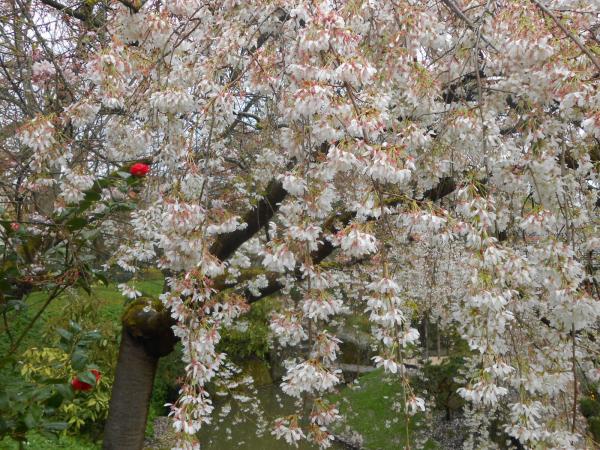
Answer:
xmin=2 ymin=0 xmax=599 ymax=449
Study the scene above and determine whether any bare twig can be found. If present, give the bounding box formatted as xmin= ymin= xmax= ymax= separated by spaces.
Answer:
xmin=531 ymin=0 xmax=600 ymax=73
xmin=440 ymin=0 xmax=499 ymax=52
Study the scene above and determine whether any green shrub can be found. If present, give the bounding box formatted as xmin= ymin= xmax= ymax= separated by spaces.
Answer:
xmin=581 ymin=397 xmax=600 ymax=419
xmin=417 ymin=356 xmax=466 ymax=420
xmin=217 ymin=299 xmax=274 ymax=361
xmin=588 ymin=416 xmax=600 ymax=442
xmin=20 ymin=323 xmax=112 ymax=435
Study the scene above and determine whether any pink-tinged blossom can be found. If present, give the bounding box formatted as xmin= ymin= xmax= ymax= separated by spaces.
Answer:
xmin=312 ymin=332 xmax=341 ymax=364
xmin=272 ymin=416 xmax=305 ymax=447
xmin=261 ymin=244 xmax=296 ymax=273
xmin=31 ymin=60 xmax=55 ymax=82
xmin=206 ymin=216 xmax=247 ymax=235
xmin=302 ymin=295 xmax=345 ymax=321
xmin=326 ymin=145 xmax=358 ymax=172
xmin=364 ymin=147 xmax=412 ymax=184
xmin=281 ymin=361 xmax=341 ymax=398
xmin=406 ymin=396 xmax=425 ymax=416
xmin=366 ymin=277 xmax=400 ymax=295
xmin=458 ymin=382 xmax=508 ymax=406
xmin=117 ymin=283 xmax=142 ymax=299
xmin=280 ymin=173 xmax=307 ymax=197
xmin=372 ymin=356 xmax=402 ymax=374
xmin=18 ymin=118 xmax=55 ymax=166
xmin=287 ymin=224 xmax=322 ymax=251
xmin=270 ymin=313 xmax=307 ymax=347
xmin=338 ymin=228 xmax=378 ymax=258
xmin=310 ymin=402 xmax=341 ymax=426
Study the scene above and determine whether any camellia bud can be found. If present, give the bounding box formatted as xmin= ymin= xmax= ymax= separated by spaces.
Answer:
xmin=130 ymin=162 xmax=150 ymax=177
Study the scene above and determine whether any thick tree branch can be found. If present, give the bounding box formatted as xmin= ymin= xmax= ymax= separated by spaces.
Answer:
xmin=38 ymin=0 xmax=103 ymax=28
xmin=243 ymin=176 xmax=459 ymax=304
xmin=209 ymin=178 xmax=287 ymax=261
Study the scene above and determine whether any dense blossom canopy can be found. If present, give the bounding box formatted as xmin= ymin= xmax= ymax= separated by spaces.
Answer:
xmin=2 ymin=0 xmax=600 ymax=448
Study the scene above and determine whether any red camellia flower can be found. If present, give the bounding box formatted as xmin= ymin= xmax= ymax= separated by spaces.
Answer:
xmin=129 ymin=162 xmax=150 ymax=177
xmin=71 ymin=369 xmax=101 ymax=392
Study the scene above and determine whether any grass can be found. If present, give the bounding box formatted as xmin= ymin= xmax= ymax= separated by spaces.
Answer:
xmin=0 ymin=433 xmax=100 ymax=450
xmin=330 ymin=369 xmax=440 ymax=450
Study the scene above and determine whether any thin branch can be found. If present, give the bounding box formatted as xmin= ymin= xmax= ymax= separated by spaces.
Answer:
xmin=38 ymin=0 xmax=103 ymax=28
xmin=440 ymin=0 xmax=499 ymax=52
xmin=530 ymin=0 xmax=600 ymax=73
xmin=235 ymin=111 xmax=261 ymax=123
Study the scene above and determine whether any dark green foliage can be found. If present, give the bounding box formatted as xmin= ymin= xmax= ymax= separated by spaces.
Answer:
xmin=217 ymin=298 xmax=273 ymax=361
xmin=0 ymin=319 xmax=104 ymax=446
xmin=580 ymin=387 xmax=600 ymax=443
xmin=589 ymin=416 xmax=600 ymax=442
xmin=0 ymin=279 xmax=162 ymax=448
xmin=581 ymin=397 xmax=600 ymax=419
xmin=414 ymin=355 xmax=466 ymax=421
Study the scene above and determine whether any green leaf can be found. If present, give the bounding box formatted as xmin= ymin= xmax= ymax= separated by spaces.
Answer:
xmin=23 ymin=412 xmax=36 ymax=429
xmin=0 ymin=392 xmax=8 ymax=409
xmin=83 ymin=190 xmax=102 ymax=202
xmin=69 ymin=321 xmax=82 ymax=333
xmin=77 ymin=370 xmax=97 ymax=386
xmin=57 ymin=328 xmax=73 ymax=342
xmin=126 ymin=175 xmax=141 ymax=186
xmin=43 ymin=421 xmax=68 ymax=432
xmin=83 ymin=330 xmax=101 ymax=341
xmin=66 ymin=217 xmax=88 ymax=231
xmin=34 ymin=387 xmax=54 ymax=402
xmin=42 ymin=377 xmax=67 ymax=385
xmin=71 ymin=350 xmax=87 ymax=371
xmin=46 ymin=392 xmax=64 ymax=409
xmin=55 ymin=383 xmax=74 ymax=401
xmin=77 ymin=276 xmax=92 ymax=295
xmin=117 ymin=171 xmax=131 ymax=179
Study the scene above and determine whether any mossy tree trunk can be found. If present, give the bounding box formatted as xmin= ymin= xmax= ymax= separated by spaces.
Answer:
xmin=103 ymin=297 xmax=177 ymax=450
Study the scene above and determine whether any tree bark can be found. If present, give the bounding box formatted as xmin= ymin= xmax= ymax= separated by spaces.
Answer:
xmin=436 ymin=322 xmax=441 ymax=357
xmin=424 ymin=315 xmax=429 ymax=359
xmin=103 ymin=329 xmax=159 ymax=450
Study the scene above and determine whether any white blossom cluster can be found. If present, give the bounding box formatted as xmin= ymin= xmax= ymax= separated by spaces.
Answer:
xmin=8 ymin=0 xmax=600 ymax=448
